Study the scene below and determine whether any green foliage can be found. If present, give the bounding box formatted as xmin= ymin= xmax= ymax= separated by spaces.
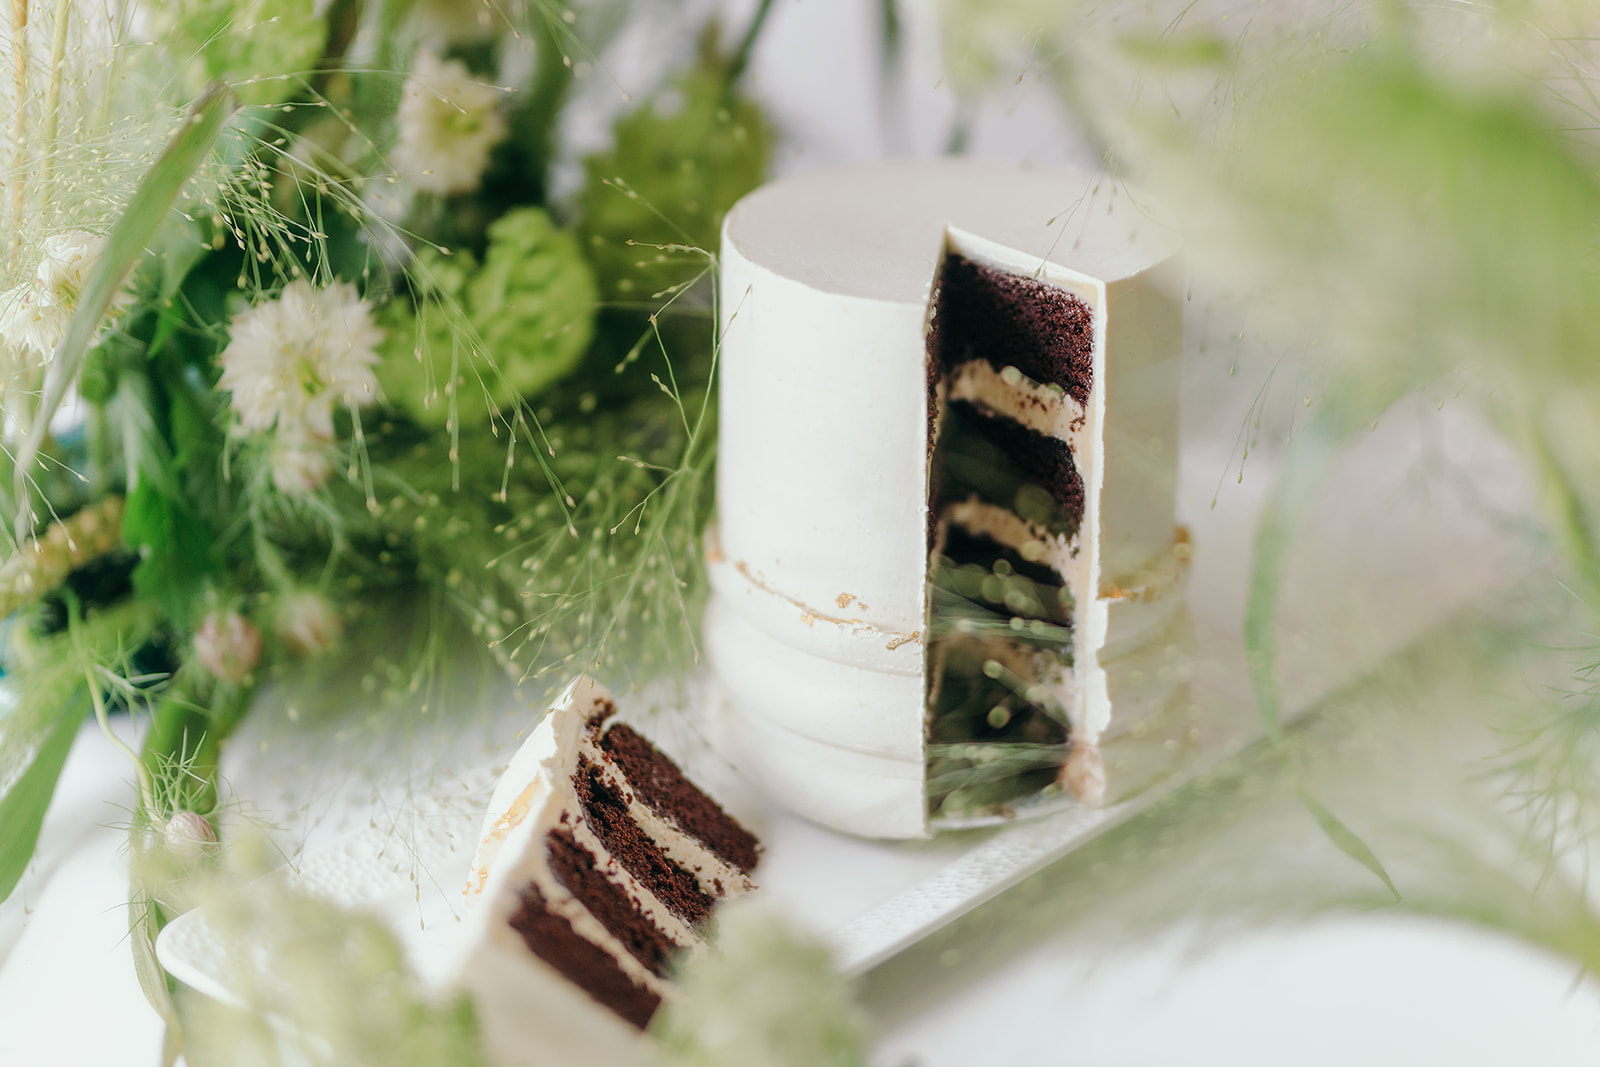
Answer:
xmin=8 ymin=83 xmax=239 ymax=545
xmin=377 ymin=273 xmax=469 ymax=430
xmin=0 ymin=597 xmax=162 ymax=903
xmin=182 ymin=882 xmax=490 ymax=1067
xmin=652 ymin=900 xmax=870 ymax=1067
xmin=380 ymin=208 xmax=598 ymax=427
xmin=578 ymin=56 xmax=773 ymax=305
xmin=1197 ymin=56 xmax=1600 ymax=398
xmin=149 ymin=0 xmax=327 ymax=107
xmin=470 ymin=209 xmax=598 ymax=400
xmin=0 ymin=6 xmax=778 ymax=1054
xmin=0 ymin=694 xmax=85 ymax=903
xmin=1173 ymin=51 xmax=1600 ymax=888
xmin=124 ymin=482 xmax=218 ymax=627
xmin=365 ymin=379 xmax=715 ymax=688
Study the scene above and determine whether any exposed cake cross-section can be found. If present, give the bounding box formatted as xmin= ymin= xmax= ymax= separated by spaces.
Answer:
xmin=452 ymin=677 xmax=761 ymax=1065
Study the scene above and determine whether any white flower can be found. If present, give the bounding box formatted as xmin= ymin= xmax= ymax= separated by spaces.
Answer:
xmin=194 ymin=610 xmax=263 ymax=684
xmin=219 ymin=278 xmax=383 ymax=438
xmin=0 ymin=230 xmax=116 ymax=363
xmin=269 ymin=426 xmax=335 ymax=495
xmin=36 ymin=230 xmax=101 ymax=293
xmin=0 ymin=284 xmax=57 ymax=365
xmin=392 ymin=52 xmax=508 ymax=196
xmin=275 ymin=590 xmax=343 ymax=657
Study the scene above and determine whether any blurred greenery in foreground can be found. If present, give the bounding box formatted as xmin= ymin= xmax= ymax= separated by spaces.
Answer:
xmin=932 ymin=0 xmax=1600 ymax=985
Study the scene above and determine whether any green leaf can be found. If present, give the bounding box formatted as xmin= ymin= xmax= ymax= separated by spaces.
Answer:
xmin=11 ymin=82 xmax=239 ymax=539
xmin=1245 ymin=378 xmax=1408 ymax=898
xmin=0 ymin=694 xmax=85 ymax=903
xmin=130 ymin=880 xmax=182 ymax=1064
xmin=123 ymin=481 xmax=217 ymax=625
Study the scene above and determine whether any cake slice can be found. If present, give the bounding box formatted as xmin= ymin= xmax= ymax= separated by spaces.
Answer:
xmin=453 ymin=677 xmax=760 ymax=1063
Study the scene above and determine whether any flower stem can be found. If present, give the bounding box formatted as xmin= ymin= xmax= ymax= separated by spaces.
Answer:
xmin=725 ymin=0 xmax=775 ymax=86
xmin=1523 ymin=410 xmax=1600 ymax=607
xmin=65 ymin=597 xmax=157 ymax=814
xmin=86 ymin=661 xmax=156 ymax=815
xmin=8 ymin=0 xmax=28 ymax=262
xmin=39 ymin=0 xmax=68 ymax=193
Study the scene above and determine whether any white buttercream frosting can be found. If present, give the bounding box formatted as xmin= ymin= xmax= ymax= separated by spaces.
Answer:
xmin=709 ymin=159 xmax=1188 ymax=840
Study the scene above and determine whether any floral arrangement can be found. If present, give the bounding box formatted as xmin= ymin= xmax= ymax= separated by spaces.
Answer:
xmin=0 ymin=0 xmax=846 ymax=1060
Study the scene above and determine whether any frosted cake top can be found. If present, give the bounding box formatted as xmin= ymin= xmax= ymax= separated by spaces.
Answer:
xmin=721 ymin=158 xmax=1181 ymax=301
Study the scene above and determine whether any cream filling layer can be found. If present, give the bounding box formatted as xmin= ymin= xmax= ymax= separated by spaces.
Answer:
xmin=484 ymin=792 xmax=678 ymax=1002
xmin=557 ymin=680 xmax=754 ymax=899
xmin=943 ymin=497 xmax=1077 ymax=575
xmin=582 ymin=736 xmax=756 ymax=899
xmin=943 ymin=498 xmax=1192 ymax=609
xmin=946 ymin=359 xmax=1085 ymax=444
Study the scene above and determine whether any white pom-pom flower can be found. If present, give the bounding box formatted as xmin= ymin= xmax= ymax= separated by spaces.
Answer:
xmin=0 ymin=230 xmax=124 ymax=363
xmin=218 ymin=278 xmax=383 ymax=439
xmin=392 ymin=52 xmax=508 ymax=196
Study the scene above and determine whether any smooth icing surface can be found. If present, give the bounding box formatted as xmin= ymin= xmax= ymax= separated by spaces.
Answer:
xmin=709 ymin=159 xmax=1187 ymax=840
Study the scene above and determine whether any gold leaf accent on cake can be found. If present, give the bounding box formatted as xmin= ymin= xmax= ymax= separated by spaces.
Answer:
xmin=727 ymin=559 xmax=912 ymax=642
xmin=1098 ymin=526 xmax=1194 ymax=605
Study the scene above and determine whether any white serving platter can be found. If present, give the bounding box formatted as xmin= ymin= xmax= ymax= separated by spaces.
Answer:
xmin=157 ymin=678 xmax=1259 ymax=1001
xmin=158 ymin=413 xmax=1529 ymax=1001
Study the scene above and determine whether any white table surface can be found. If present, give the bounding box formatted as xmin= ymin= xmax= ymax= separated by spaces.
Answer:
xmin=7 ymin=699 xmax=1600 ymax=1066
xmin=7 ymin=2 xmax=1600 ymax=1063
xmin=6 ymin=390 xmax=1600 ymax=1065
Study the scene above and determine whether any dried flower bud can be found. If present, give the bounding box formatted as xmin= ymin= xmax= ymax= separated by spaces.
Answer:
xmin=163 ymin=811 xmax=218 ymax=864
xmin=194 ymin=609 xmax=262 ymax=683
xmin=276 ymin=590 xmax=343 ymax=658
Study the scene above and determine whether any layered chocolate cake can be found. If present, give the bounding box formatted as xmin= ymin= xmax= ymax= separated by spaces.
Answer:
xmin=924 ymin=247 xmax=1106 ymax=815
xmin=705 ymin=159 xmax=1192 ymax=838
xmin=453 ymin=678 xmax=760 ymax=1063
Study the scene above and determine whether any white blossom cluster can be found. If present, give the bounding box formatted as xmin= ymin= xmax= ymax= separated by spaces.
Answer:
xmin=217 ymin=278 xmax=383 ymax=494
xmin=0 ymin=230 xmax=123 ymax=369
xmin=391 ymin=52 xmax=508 ymax=196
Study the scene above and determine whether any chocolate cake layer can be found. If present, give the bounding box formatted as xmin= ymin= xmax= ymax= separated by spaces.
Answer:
xmin=925 ymin=639 xmax=1072 ymax=818
xmin=929 ymin=252 xmax=1095 ymax=407
xmin=599 ymin=724 xmax=762 ymax=875
xmin=574 ymin=757 xmax=716 ymax=927
xmin=947 ymin=400 xmax=1084 ymax=525
xmin=931 ymin=405 xmax=1079 ymax=539
xmin=508 ymin=883 xmax=663 ymax=1030
xmin=545 ymin=827 xmax=678 ymax=978
xmin=936 ymin=525 xmax=1073 ymax=628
